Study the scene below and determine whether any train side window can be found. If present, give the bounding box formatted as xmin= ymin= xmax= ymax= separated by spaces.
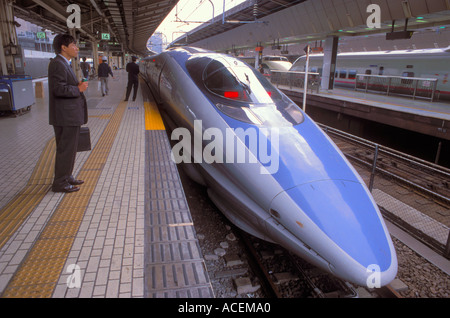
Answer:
xmin=378 ymin=67 xmax=384 ymax=75
xmin=401 ymin=71 xmax=415 ymax=85
xmin=348 ymin=70 xmax=357 ymax=79
xmin=339 ymin=70 xmax=347 ymax=78
xmin=402 ymin=71 xmax=414 ymax=77
xmin=365 ymin=69 xmax=372 ymax=75
xmin=335 ymin=72 xmax=338 ymax=78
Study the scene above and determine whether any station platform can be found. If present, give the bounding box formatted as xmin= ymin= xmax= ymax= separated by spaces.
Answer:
xmin=278 ymin=86 xmax=450 ymax=141
xmin=0 ymin=70 xmax=213 ymax=298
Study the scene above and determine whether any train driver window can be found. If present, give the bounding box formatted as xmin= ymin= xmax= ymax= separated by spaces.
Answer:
xmin=195 ymin=56 xmax=304 ymax=126
xmin=204 ymin=59 xmax=246 ymax=100
xmin=348 ymin=70 xmax=357 ymax=80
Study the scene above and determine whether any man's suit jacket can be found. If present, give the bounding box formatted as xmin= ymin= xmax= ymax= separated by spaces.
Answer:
xmin=126 ymin=62 xmax=140 ymax=82
xmin=48 ymin=55 xmax=88 ymax=126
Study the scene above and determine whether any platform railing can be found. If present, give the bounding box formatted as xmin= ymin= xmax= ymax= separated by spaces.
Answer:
xmin=355 ymin=74 xmax=438 ymax=102
xmin=270 ymin=70 xmax=321 ymax=93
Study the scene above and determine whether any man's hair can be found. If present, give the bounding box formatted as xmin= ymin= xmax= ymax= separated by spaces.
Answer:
xmin=53 ymin=34 xmax=75 ymax=54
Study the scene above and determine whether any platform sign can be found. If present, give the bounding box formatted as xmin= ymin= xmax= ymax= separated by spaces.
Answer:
xmin=36 ymin=32 xmax=46 ymax=39
xmin=101 ymin=33 xmax=110 ymax=40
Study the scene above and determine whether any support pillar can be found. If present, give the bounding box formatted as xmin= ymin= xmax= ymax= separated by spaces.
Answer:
xmin=92 ymin=40 xmax=98 ymax=75
xmin=321 ymin=35 xmax=339 ymax=91
xmin=0 ymin=0 xmax=19 ymax=75
xmin=68 ymin=28 xmax=81 ymax=80
xmin=0 ymin=28 xmax=7 ymax=75
xmin=255 ymin=44 xmax=263 ymax=68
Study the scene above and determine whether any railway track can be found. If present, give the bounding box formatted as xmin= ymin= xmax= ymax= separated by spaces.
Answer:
xmin=321 ymin=124 xmax=450 ymax=257
xmin=239 ymin=230 xmax=400 ymax=298
xmin=320 ymin=124 xmax=450 ymax=208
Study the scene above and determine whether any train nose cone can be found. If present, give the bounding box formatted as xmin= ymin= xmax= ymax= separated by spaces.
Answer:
xmin=270 ymin=179 xmax=397 ymax=286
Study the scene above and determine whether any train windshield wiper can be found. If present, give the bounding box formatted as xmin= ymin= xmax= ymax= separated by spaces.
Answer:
xmin=239 ymin=73 xmax=251 ymax=95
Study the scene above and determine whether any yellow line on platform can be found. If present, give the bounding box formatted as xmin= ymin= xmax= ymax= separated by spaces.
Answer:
xmin=144 ymin=101 xmax=165 ymax=130
xmin=2 ymin=101 xmax=128 ymax=298
xmin=0 ymin=138 xmax=55 ymax=250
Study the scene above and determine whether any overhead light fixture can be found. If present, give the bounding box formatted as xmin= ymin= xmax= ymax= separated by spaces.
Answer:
xmin=402 ymin=1 xmax=413 ymax=19
xmin=386 ymin=18 xmax=414 ymax=40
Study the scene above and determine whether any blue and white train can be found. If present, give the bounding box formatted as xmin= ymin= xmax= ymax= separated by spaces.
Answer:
xmin=140 ymin=47 xmax=398 ymax=287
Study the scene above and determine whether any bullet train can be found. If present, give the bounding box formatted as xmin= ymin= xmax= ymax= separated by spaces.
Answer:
xmin=290 ymin=47 xmax=450 ymax=100
xmin=140 ymin=47 xmax=397 ymax=287
xmin=239 ymin=56 xmax=292 ymax=75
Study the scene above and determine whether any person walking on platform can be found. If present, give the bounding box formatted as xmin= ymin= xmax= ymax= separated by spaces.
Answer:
xmin=98 ymin=56 xmax=114 ymax=96
xmin=48 ymin=33 xmax=88 ymax=193
xmin=80 ymin=57 xmax=90 ymax=80
xmin=125 ymin=56 xmax=140 ymax=101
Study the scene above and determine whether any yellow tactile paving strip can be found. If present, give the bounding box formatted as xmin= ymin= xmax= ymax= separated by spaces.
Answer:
xmin=0 ymin=137 xmax=55 ymax=250
xmin=144 ymin=101 xmax=165 ymax=130
xmin=1 ymin=101 xmax=127 ymax=298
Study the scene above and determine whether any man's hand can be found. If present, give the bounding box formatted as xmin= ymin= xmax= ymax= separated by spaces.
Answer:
xmin=78 ymin=81 xmax=89 ymax=92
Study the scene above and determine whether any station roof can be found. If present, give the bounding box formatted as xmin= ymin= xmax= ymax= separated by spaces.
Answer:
xmin=171 ymin=0 xmax=450 ymax=52
xmin=170 ymin=0 xmax=306 ymax=47
xmin=12 ymin=0 xmax=178 ymax=56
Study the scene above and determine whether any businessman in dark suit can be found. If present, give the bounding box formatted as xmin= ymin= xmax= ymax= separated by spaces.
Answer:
xmin=48 ymin=34 xmax=88 ymax=193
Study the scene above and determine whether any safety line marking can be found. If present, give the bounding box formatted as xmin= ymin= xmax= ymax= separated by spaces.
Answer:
xmin=0 ymin=138 xmax=55 ymax=250
xmin=144 ymin=101 xmax=165 ymax=130
xmin=1 ymin=101 xmax=128 ymax=298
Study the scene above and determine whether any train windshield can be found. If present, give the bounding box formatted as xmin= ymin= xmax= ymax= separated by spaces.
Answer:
xmin=203 ymin=57 xmax=279 ymax=104
xmin=186 ymin=55 xmax=304 ymax=127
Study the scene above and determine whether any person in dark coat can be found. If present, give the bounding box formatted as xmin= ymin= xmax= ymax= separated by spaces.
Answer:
xmin=98 ymin=56 xmax=114 ymax=96
xmin=124 ymin=56 xmax=140 ymax=101
xmin=80 ymin=57 xmax=90 ymax=80
xmin=48 ymin=33 xmax=88 ymax=193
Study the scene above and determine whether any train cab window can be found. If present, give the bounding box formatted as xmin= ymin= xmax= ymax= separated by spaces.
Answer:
xmin=348 ymin=70 xmax=357 ymax=79
xmin=339 ymin=70 xmax=347 ymax=78
xmin=203 ymin=57 xmax=280 ymax=104
xmin=203 ymin=59 xmax=247 ymax=100
xmin=186 ymin=55 xmax=304 ymax=126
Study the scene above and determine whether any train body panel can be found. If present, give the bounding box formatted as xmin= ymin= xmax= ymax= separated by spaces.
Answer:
xmin=290 ymin=49 xmax=450 ymax=99
xmin=140 ymin=47 xmax=397 ymax=287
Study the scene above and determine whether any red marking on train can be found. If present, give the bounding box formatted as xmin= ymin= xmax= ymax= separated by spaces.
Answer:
xmin=224 ymin=91 xmax=239 ymax=99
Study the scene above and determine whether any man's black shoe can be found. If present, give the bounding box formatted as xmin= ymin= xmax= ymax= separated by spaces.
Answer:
xmin=52 ymin=184 xmax=80 ymax=193
xmin=69 ymin=179 xmax=84 ymax=185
